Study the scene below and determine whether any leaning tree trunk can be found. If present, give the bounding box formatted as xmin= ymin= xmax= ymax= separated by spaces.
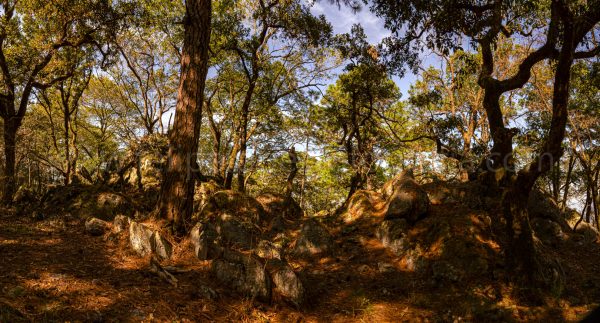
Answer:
xmin=157 ymin=0 xmax=211 ymax=234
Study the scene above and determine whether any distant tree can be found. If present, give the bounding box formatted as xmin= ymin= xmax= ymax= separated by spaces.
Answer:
xmin=0 ymin=0 xmax=122 ymax=202
xmin=212 ymin=0 xmax=333 ymax=192
xmin=35 ymin=53 xmax=93 ymax=185
xmin=568 ymin=61 xmax=600 ymax=229
xmin=315 ymin=25 xmax=401 ymax=204
xmin=409 ymin=50 xmax=490 ymax=181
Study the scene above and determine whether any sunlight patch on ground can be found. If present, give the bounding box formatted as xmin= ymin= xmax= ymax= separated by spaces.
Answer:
xmin=20 ymin=272 xmax=118 ymax=312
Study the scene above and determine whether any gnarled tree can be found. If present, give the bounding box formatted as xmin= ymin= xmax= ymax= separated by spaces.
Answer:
xmin=369 ymin=0 xmax=600 ymax=285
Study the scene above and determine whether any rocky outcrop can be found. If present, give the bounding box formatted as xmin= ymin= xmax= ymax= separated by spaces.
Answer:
xmin=256 ymin=240 xmax=283 ymax=260
xmin=211 ymin=250 xmax=272 ymax=302
xmin=293 ymin=219 xmax=334 ymax=257
xmin=40 ymin=184 xmax=135 ymax=220
xmin=129 ymin=221 xmax=154 ymax=256
xmin=266 ymin=259 xmax=305 ymax=306
xmin=85 ymin=217 xmax=109 ymax=236
xmin=256 ymin=193 xmax=303 ymax=222
xmin=383 ymin=169 xmax=430 ymax=224
xmin=376 ymin=219 xmax=409 ymax=256
xmin=528 ymin=190 xmax=572 ymax=232
xmin=125 ymin=133 xmax=168 ymax=190
xmin=344 ymin=190 xmax=386 ymax=224
xmin=575 ymin=222 xmax=600 ymax=243
xmin=194 ymin=180 xmax=222 ymax=211
xmin=113 ymin=215 xmax=131 ymax=233
xmin=13 ymin=186 xmax=37 ymax=204
xmin=152 ymin=231 xmax=173 ymax=260
xmin=190 ymin=188 xmax=308 ymax=305
xmin=129 ymin=221 xmax=172 ymax=260
xmin=531 ymin=217 xmax=566 ymax=247
xmin=215 ymin=212 xmax=261 ymax=250
xmin=198 ymin=190 xmax=267 ymax=224
xmin=189 ymin=222 xmax=221 ymax=260
xmin=210 ymin=249 xmax=304 ymax=305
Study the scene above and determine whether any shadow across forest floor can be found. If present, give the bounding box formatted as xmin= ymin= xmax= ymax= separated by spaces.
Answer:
xmin=1 ymin=198 xmax=599 ymax=322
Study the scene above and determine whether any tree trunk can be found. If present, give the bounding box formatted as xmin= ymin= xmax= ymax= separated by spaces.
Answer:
xmin=2 ymin=117 xmax=17 ymax=202
xmin=345 ymin=172 xmax=362 ymax=206
xmin=224 ymin=134 xmax=240 ymax=189
xmin=593 ymin=170 xmax=600 ymax=230
xmin=300 ymin=134 xmax=309 ymax=209
xmin=157 ymin=0 xmax=211 ymax=234
xmin=551 ymin=160 xmax=560 ymax=202
xmin=585 ymin=187 xmax=592 ymax=223
xmin=575 ymin=190 xmax=591 ymax=230
xmin=503 ymin=15 xmax=575 ymax=286
xmin=561 ymin=153 xmax=575 ymax=210
xmin=236 ymin=80 xmax=257 ymax=192
xmin=63 ymin=104 xmax=71 ymax=186
xmin=236 ymin=133 xmax=247 ymax=192
xmin=209 ymin=123 xmax=221 ymax=177
xmin=70 ymin=116 xmax=79 ymax=184
xmin=285 ymin=147 xmax=298 ymax=198
xmin=502 ymin=187 xmax=536 ymax=279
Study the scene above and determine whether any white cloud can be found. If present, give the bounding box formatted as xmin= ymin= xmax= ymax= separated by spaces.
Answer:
xmin=309 ymin=2 xmax=389 ymax=43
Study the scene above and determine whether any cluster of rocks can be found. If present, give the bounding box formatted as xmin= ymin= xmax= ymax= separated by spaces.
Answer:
xmin=124 ymin=133 xmax=169 ymax=191
xmin=40 ymin=184 xmax=135 ymax=220
xmin=83 ymin=188 xmax=334 ymax=307
xmin=84 ymin=215 xmax=173 ymax=260
xmin=189 ymin=190 xmax=334 ymax=306
xmin=79 ymin=167 xmax=600 ymax=306
xmin=346 ymin=169 xmax=497 ymax=283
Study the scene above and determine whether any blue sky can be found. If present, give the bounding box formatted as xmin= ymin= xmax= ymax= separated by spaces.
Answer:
xmin=310 ymin=1 xmax=434 ymax=98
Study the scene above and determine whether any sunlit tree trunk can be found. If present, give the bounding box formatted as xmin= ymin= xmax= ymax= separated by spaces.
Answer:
xmin=158 ymin=0 xmax=211 ymax=234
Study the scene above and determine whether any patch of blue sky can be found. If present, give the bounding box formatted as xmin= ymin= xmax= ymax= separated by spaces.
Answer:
xmin=309 ymin=1 xmax=442 ymax=98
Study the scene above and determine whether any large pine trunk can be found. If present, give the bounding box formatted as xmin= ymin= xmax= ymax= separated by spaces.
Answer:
xmin=157 ymin=0 xmax=211 ymax=234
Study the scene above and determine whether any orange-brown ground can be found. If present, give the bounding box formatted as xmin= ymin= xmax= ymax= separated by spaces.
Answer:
xmin=1 ymin=204 xmax=599 ymax=322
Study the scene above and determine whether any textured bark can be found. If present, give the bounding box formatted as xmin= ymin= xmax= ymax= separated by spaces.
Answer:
xmin=157 ymin=0 xmax=211 ymax=234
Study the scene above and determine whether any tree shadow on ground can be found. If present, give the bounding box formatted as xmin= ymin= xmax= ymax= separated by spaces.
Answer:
xmin=0 ymin=204 xmax=596 ymax=322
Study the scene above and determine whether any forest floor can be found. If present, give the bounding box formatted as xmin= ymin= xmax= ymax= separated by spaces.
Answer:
xmin=1 ymin=204 xmax=600 ymax=322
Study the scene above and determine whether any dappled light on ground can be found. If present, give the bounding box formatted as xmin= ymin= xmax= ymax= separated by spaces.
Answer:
xmin=2 ymin=178 xmax=600 ymax=322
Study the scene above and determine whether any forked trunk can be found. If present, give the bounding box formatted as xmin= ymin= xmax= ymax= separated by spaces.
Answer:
xmin=502 ymin=14 xmax=575 ymax=286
